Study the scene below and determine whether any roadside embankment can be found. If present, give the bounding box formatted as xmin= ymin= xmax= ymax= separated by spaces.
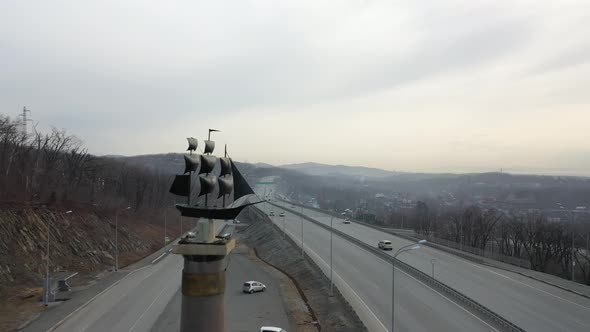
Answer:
xmin=0 ymin=203 xmax=179 ymax=331
xmin=238 ymin=207 xmax=366 ymax=332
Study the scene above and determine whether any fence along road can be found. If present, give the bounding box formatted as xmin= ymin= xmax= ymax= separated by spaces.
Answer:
xmin=272 ymin=201 xmax=590 ymax=332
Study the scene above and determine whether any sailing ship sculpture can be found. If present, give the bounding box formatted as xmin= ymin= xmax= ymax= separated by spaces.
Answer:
xmin=169 ymin=129 xmax=262 ymax=220
xmin=170 ymin=130 xmax=260 ymax=332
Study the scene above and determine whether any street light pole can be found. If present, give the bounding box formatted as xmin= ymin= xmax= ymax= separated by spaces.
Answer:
xmin=282 ymin=213 xmax=286 ymax=239
xmin=164 ymin=208 xmax=167 ymax=245
xmin=330 ymin=215 xmax=334 ymax=296
xmin=300 ymin=205 xmax=304 ymax=257
xmin=391 ymin=240 xmax=426 ymax=331
xmin=115 ymin=206 xmax=131 ymax=272
xmin=431 ymin=259 xmax=436 ymax=278
xmin=572 ymin=231 xmax=575 ymax=281
xmin=45 ymin=210 xmax=72 ymax=306
xmin=571 ymin=212 xmax=576 ymax=281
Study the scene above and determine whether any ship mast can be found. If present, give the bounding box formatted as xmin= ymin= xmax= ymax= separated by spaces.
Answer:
xmin=223 ymin=144 xmax=227 ymax=208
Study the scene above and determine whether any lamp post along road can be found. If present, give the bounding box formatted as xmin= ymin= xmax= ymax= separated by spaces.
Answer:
xmin=431 ymin=259 xmax=436 ymax=278
xmin=571 ymin=212 xmax=577 ymax=281
xmin=330 ymin=215 xmax=334 ymax=296
xmin=44 ymin=212 xmax=50 ymax=305
xmin=164 ymin=209 xmax=167 ymax=245
xmin=45 ymin=210 xmax=72 ymax=305
xmin=282 ymin=214 xmax=286 ymax=239
xmin=300 ymin=205 xmax=304 ymax=257
xmin=115 ymin=206 xmax=131 ymax=272
xmin=392 ymin=239 xmax=426 ymax=331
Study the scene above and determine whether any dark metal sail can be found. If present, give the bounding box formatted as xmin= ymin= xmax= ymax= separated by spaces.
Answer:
xmin=186 ymin=137 xmax=198 ymax=152
xmin=219 ymin=157 xmax=232 ymax=177
xmin=198 ymin=175 xmax=217 ymax=197
xmin=217 ymin=176 xmax=233 ymax=198
xmin=184 ymin=155 xmax=200 ymax=174
xmin=231 ymin=160 xmax=255 ymax=200
xmin=173 ymin=150 xmax=261 ymax=219
xmin=169 ymin=174 xmax=190 ymax=196
xmin=176 ymin=204 xmax=259 ymax=219
xmin=199 ymin=155 xmax=216 ymax=174
xmin=204 ymin=140 xmax=215 ymax=154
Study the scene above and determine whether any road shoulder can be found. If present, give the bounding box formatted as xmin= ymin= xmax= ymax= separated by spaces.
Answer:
xmin=17 ymin=238 xmax=179 ymax=332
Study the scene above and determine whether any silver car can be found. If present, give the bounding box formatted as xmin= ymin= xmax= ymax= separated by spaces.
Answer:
xmin=243 ymin=281 xmax=266 ymax=294
xmin=378 ymin=240 xmax=393 ymax=250
xmin=260 ymin=327 xmax=286 ymax=332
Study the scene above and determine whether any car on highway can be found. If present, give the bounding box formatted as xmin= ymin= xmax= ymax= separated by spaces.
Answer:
xmin=216 ymin=232 xmax=231 ymax=240
xmin=269 ymin=211 xmax=275 ymax=216
xmin=279 ymin=212 xmax=285 ymax=217
xmin=260 ymin=327 xmax=286 ymax=332
xmin=243 ymin=281 xmax=266 ymax=294
xmin=186 ymin=231 xmax=196 ymax=239
xmin=343 ymin=217 xmax=351 ymax=224
xmin=233 ymin=219 xmax=241 ymax=224
xmin=378 ymin=240 xmax=393 ymax=250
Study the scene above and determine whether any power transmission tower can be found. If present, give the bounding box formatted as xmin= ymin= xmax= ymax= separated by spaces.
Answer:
xmin=19 ymin=107 xmax=32 ymax=134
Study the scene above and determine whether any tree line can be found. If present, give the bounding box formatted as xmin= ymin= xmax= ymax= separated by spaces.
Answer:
xmin=0 ymin=114 xmax=172 ymax=211
xmin=410 ymin=201 xmax=590 ymax=285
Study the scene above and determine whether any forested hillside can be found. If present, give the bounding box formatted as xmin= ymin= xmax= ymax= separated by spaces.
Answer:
xmin=1 ymin=114 xmax=170 ymax=210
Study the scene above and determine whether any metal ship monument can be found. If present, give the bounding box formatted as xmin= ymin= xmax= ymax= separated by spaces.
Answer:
xmin=169 ymin=129 xmax=262 ymax=331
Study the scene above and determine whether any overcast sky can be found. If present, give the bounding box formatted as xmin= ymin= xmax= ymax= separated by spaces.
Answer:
xmin=1 ymin=1 xmax=589 ymax=175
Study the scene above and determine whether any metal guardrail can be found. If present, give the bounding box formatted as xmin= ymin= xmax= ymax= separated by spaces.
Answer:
xmin=270 ymin=202 xmax=526 ymax=332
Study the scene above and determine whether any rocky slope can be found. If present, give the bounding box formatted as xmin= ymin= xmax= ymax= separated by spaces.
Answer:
xmin=0 ymin=204 xmax=179 ymax=292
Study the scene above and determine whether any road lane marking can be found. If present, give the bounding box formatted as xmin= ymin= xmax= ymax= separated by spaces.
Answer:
xmin=151 ymin=252 xmax=168 ymax=264
xmin=467 ymin=261 xmax=590 ymax=311
xmin=128 ymin=266 xmax=183 ymax=332
xmin=409 ymin=245 xmax=590 ymax=312
xmin=281 ymin=227 xmax=388 ymax=332
xmin=279 ymin=221 xmax=498 ymax=332
xmin=292 ymin=204 xmax=590 ymax=312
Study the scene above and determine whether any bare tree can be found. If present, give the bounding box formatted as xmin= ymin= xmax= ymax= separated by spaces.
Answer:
xmin=521 ymin=214 xmax=553 ymax=272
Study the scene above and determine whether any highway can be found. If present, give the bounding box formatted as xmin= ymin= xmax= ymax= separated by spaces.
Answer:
xmin=268 ymin=199 xmax=590 ymax=332
xmin=52 ymin=253 xmax=183 ymax=332
xmin=45 ymin=222 xmax=291 ymax=332
xmin=256 ymin=202 xmax=497 ymax=331
xmin=150 ymin=252 xmax=291 ymax=332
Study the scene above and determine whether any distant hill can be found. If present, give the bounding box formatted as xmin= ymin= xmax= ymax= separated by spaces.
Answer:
xmin=253 ymin=162 xmax=275 ymax=168
xmin=280 ymin=162 xmax=398 ymax=178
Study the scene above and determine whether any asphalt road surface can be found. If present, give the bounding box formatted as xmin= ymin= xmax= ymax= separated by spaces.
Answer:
xmin=46 ymin=221 xmax=291 ymax=332
xmin=255 ymin=199 xmax=496 ymax=331
xmin=269 ymin=199 xmax=590 ymax=332
xmin=52 ymin=253 xmax=183 ymax=332
xmin=151 ymin=252 xmax=291 ymax=332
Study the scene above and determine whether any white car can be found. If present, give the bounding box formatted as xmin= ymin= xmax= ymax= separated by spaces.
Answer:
xmin=269 ymin=211 xmax=275 ymax=216
xmin=378 ymin=240 xmax=393 ymax=250
xmin=260 ymin=327 xmax=286 ymax=332
xmin=343 ymin=217 xmax=351 ymax=224
xmin=279 ymin=212 xmax=285 ymax=217
xmin=243 ymin=281 xmax=266 ymax=294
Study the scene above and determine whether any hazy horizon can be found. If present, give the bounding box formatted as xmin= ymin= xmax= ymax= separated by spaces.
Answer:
xmin=111 ymin=153 xmax=590 ymax=177
xmin=2 ymin=1 xmax=589 ymax=176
